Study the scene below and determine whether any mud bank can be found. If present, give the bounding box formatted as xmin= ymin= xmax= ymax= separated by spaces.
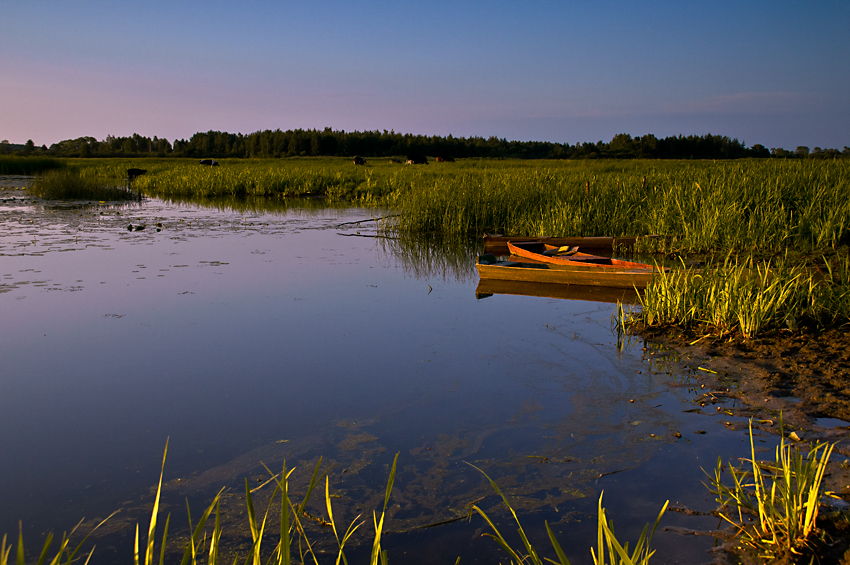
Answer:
xmin=641 ymin=325 xmax=850 ymax=563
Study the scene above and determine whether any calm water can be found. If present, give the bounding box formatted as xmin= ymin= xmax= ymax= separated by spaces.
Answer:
xmin=0 ymin=184 xmax=762 ymax=564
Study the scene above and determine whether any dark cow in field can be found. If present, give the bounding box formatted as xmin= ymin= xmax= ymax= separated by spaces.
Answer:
xmin=199 ymin=159 xmax=219 ymax=166
xmin=406 ymin=155 xmax=428 ymax=165
xmin=389 ymin=158 xmax=402 ymax=163
xmin=127 ymin=168 xmax=147 ymax=180
xmin=353 ymin=156 xmax=367 ymax=165
xmin=435 ymin=156 xmax=455 ymax=163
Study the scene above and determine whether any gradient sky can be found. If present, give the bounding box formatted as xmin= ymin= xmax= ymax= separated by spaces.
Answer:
xmin=2 ymin=0 xmax=848 ymax=150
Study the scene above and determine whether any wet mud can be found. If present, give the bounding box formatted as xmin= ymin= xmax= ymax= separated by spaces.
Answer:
xmin=639 ymin=325 xmax=850 ymax=563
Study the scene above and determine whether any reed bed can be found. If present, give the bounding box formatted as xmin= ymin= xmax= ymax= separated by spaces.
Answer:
xmin=52 ymin=158 xmax=850 ymax=254
xmin=385 ymin=159 xmax=850 ymax=253
xmin=621 ymin=254 xmax=850 ymax=338
xmin=130 ymin=160 xmax=368 ymax=199
xmin=0 ymin=156 xmax=64 ymax=175
xmin=28 ymin=169 xmax=138 ymax=201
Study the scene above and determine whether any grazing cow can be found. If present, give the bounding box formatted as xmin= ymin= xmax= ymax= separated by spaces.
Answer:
xmin=199 ymin=159 xmax=219 ymax=166
xmin=389 ymin=158 xmax=402 ymax=163
xmin=353 ymin=156 xmax=367 ymax=165
xmin=435 ymin=156 xmax=455 ymax=163
xmin=406 ymin=155 xmax=428 ymax=165
xmin=127 ymin=168 xmax=147 ymax=180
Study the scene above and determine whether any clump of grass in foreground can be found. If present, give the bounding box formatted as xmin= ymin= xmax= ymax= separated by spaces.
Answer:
xmin=708 ymin=419 xmax=835 ymax=559
xmin=468 ymin=463 xmax=668 ymax=565
xmin=3 ymin=444 xmax=675 ymax=565
xmin=29 ymin=169 xmax=138 ymax=201
xmin=619 ymin=254 xmax=850 ymax=339
xmin=2 ymin=442 xmax=398 ymax=565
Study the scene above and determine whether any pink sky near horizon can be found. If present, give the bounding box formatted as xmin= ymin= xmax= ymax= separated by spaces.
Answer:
xmin=2 ymin=0 xmax=848 ymax=150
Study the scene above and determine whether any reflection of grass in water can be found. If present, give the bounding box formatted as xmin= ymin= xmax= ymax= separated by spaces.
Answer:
xmin=28 ymin=169 xmax=138 ymax=201
xmin=380 ymin=233 xmax=480 ymax=283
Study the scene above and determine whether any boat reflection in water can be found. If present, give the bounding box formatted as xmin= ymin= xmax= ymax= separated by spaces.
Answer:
xmin=475 ymin=277 xmax=640 ymax=303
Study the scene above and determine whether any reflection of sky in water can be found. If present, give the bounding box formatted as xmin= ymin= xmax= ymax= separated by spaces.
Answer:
xmin=0 ymin=195 xmax=762 ymax=563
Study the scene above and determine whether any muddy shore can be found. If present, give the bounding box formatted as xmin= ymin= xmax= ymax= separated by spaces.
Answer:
xmin=640 ymin=324 xmax=850 ymax=563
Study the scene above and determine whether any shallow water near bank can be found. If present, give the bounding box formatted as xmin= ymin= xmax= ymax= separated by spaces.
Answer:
xmin=1 ymin=184 xmax=771 ymax=564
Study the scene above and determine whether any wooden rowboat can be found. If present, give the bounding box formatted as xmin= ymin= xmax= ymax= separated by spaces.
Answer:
xmin=476 ymin=258 xmax=659 ymax=289
xmin=507 ymin=241 xmax=659 ymax=271
xmin=482 ymin=234 xmax=669 ymax=256
xmin=476 ymin=241 xmax=665 ymax=289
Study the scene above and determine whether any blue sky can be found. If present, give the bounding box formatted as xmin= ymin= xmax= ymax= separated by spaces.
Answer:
xmin=2 ymin=0 xmax=848 ymax=149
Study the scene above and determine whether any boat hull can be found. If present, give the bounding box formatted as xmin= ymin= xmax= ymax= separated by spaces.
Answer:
xmin=475 ymin=277 xmax=640 ymax=302
xmin=506 ymin=241 xmax=658 ymax=271
xmin=476 ymin=261 xmax=658 ymax=289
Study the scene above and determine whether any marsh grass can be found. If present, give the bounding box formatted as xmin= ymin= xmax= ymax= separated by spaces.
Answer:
xmin=129 ymin=160 xmax=368 ymax=200
xmin=384 ymin=159 xmax=850 ymax=253
xmin=55 ymin=158 xmax=850 ymax=254
xmin=620 ymin=254 xmax=850 ymax=338
xmin=708 ymin=419 xmax=835 ymax=558
xmin=0 ymin=156 xmax=64 ymax=175
xmin=28 ymin=170 xmax=138 ymax=201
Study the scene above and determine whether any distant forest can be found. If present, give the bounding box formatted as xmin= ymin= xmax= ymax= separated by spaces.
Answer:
xmin=2 ymin=129 xmax=849 ymax=160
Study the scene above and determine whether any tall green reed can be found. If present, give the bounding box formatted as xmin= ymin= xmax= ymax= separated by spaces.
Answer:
xmin=386 ymin=159 xmax=850 ymax=253
xmin=708 ymin=419 xmax=834 ymax=558
xmin=29 ymin=170 xmax=138 ymax=201
xmin=2 ymin=444 xmax=400 ymax=565
xmin=621 ymin=254 xmax=850 ymax=338
xmin=0 ymin=156 xmax=63 ymax=175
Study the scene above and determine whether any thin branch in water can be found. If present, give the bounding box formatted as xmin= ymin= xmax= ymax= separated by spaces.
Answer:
xmin=336 ymin=215 xmax=399 ymax=227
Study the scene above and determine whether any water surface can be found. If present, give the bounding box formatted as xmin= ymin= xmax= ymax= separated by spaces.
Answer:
xmin=0 ymin=187 xmax=762 ymax=564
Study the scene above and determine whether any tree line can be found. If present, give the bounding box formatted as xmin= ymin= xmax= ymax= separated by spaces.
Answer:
xmin=2 ymin=130 xmax=849 ymax=160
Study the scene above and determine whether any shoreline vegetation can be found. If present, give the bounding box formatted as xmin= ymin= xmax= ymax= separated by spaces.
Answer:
xmin=5 ymin=155 xmax=850 ymax=562
xmin=12 ymin=156 xmax=850 ymax=340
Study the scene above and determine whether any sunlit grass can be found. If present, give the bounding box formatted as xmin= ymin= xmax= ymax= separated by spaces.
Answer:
xmin=385 ymin=159 xmax=850 ymax=253
xmin=708 ymin=419 xmax=835 ymax=558
xmin=2 ymin=445 xmax=398 ymax=565
xmin=619 ymin=254 xmax=850 ymax=338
